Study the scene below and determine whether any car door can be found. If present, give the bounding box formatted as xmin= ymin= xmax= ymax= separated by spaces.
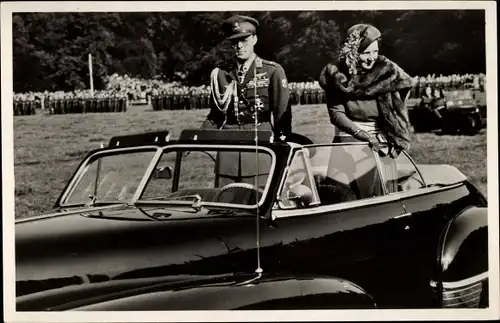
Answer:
xmin=261 ymin=143 xmax=410 ymax=295
xmin=374 ymin=150 xmax=475 ymax=306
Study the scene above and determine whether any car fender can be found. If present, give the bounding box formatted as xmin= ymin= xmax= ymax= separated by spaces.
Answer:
xmin=64 ymin=275 xmax=377 ymax=310
xmin=433 ymin=206 xmax=488 ymax=307
xmin=433 ymin=205 xmax=488 ymax=306
xmin=437 ymin=206 xmax=488 ymax=281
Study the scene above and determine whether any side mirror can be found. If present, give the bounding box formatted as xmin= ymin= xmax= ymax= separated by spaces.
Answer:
xmin=154 ymin=166 xmax=172 ymax=180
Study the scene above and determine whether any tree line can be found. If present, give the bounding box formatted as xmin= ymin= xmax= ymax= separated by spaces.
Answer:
xmin=13 ymin=10 xmax=486 ymax=93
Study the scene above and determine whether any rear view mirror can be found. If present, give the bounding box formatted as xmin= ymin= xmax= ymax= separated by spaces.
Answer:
xmin=154 ymin=166 xmax=172 ymax=180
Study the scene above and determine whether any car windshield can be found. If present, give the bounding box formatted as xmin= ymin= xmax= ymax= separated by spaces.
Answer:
xmin=138 ymin=145 xmax=275 ymax=208
xmin=61 ymin=148 xmax=159 ymax=206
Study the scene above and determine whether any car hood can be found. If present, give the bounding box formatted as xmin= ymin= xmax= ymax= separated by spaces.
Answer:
xmin=16 ymin=272 xmax=250 ymax=311
xmin=16 ymin=271 xmax=372 ymax=311
xmin=16 ymin=205 xmax=261 ymax=297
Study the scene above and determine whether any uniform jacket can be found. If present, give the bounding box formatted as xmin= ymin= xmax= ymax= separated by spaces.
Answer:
xmin=203 ymin=56 xmax=291 ymax=137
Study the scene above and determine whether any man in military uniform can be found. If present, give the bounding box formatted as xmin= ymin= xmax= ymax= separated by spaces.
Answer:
xmin=201 ymin=15 xmax=292 ymax=189
xmin=201 ymin=15 xmax=291 ymax=138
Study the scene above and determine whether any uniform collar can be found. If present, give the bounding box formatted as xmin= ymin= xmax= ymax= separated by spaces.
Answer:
xmin=236 ymin=53 xmax=257 ymax=72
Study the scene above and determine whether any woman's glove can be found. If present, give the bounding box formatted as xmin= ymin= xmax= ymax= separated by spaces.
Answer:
xmin=353 ymin=129 xmax=381 ymax=152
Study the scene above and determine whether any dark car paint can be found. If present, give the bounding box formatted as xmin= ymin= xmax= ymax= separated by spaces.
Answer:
xmin=18 ymin=273 xmax=376 ymax=311
xmin=438 ymin=206 xmax=488 ymax=282
xmin=16 ymin=138 xmax=489 ymax=310
xmin=16 ymin=182 xmax=485 ymax=309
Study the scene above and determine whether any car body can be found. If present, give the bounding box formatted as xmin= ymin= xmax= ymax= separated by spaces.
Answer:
xmin=15 ymin=129 xmax=489 ymax=310
xmin=408 ymin=89 xmax=486 ymax=134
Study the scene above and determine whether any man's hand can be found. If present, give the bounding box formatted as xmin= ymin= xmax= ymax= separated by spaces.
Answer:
xmin=353 ymin=129 xmax=381 ymax=152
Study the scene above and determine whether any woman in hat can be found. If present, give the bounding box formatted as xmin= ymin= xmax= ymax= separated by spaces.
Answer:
xmin=319 ymin=24 xmax=415 ymax=158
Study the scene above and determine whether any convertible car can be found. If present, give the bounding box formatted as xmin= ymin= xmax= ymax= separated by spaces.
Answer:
xmin=15 ymin=129 xmax=489 ymax=310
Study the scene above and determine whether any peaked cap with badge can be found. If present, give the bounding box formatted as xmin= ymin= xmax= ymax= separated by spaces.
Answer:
xmin=222 ymin=15 xmax=259 ymax=40
xmin=202 ymin=14 xmax=292 ymax=138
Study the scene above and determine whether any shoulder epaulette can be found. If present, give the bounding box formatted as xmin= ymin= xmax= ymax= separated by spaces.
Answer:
xmin=262 ymin=59 xmax=279 ymax=67
xmin=255 ymin=57 xmax=263 ymax=68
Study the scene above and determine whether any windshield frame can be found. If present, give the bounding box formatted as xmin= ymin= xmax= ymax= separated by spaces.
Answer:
xmin=137 ymin=144 xmax=277 ymax=209
xmin=58 ymin=145 xmax=163 ymax=208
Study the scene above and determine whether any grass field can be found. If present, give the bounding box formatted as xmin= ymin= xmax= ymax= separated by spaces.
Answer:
xmin=13 ymin=104 xmax=487 ymax=218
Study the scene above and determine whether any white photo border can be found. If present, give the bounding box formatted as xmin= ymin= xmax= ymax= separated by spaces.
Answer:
xmin=2 ymin=1 xmax=498 ymax=322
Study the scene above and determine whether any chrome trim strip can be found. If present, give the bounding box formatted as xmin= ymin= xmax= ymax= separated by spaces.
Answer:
xmin=273 ymin=194 xmax=400 ymax=219
xmin=304 ymin=143 xmax=370 ymax=148
xmin=442 ymin=272 xmax=488 ymax=288
xmin=430 ymin=271 xmax=488 ymax=289
xmin=389 ymin=182 xmax=464 ymax=199
xmin=273 ymin=183 xmax=463 ymax=219
xmin=373 ymin=149 xmax=389 ymax=196
xmin=444 ymin=296 xmax=481 ymax=307
xmin=443 ymin=286 xmax=482 ymax=300
xmin=130 ymin=148 xmax=165 ymax=203
xmin=394 ymin=212 xmax=412 ymax=219
xmin=16 ymin=204 xmax=127 ymax=224
xmin=402 ymin=151 xmax=427 ymax=187
xmin=443 ymin=282 xmax=482 ymax=295
xmin=443 ymin=282 xmax=482 ymax=298
xmin=300 ymin=148 xmax=321 ymax=205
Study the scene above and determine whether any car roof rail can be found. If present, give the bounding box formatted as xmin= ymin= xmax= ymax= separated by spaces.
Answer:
xmin=108 ymin=131 xmax=171 ymax=148
xmin=178 ymin=129 xmax=275 ymax=144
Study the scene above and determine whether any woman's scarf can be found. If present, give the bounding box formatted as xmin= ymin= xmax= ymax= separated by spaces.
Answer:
xmin=319 ymin=55 xmax=415 ymax=152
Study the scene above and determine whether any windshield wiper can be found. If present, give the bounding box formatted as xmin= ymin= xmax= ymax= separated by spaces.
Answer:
xmin=85 ymin=195 xmax=98 ymax=208
xmin=134 ymin=194 xmax=205 ymax=213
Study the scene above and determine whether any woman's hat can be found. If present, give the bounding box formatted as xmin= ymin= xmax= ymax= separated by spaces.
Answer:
xmin=345 ymin=24 xmax=382 ymax=52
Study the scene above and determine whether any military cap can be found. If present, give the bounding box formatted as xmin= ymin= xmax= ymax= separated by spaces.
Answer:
xmin=222 ymin=15 xmax=259 ymax=40
xmin=345 ymin=24 xmax=382 ymax=52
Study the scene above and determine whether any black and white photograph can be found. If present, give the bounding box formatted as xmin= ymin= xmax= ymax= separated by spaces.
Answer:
xmin=2 ymin=1 xmax=499 ymax=322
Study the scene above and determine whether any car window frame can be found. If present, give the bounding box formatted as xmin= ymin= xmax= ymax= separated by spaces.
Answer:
xmin=275 ymin=146 xmax=322 ymax=210
xmin=275 ymin=142 xmax=387 ymax=211
xmin=138 ymin=144 xmax=278 ymax=209
xmin=378 ymin=150 xmax=429 ymax=195
xmin=59 ymin=145 xmax=163 ymax=208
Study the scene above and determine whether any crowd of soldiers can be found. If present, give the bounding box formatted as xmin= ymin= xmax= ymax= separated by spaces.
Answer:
xmin=13 ymin=73 xmax=486 ymax=115
xmin=147 ymin=74 xmax=486 ymax=111
xmin=13 ymin=89 xmax=128 ymax=116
